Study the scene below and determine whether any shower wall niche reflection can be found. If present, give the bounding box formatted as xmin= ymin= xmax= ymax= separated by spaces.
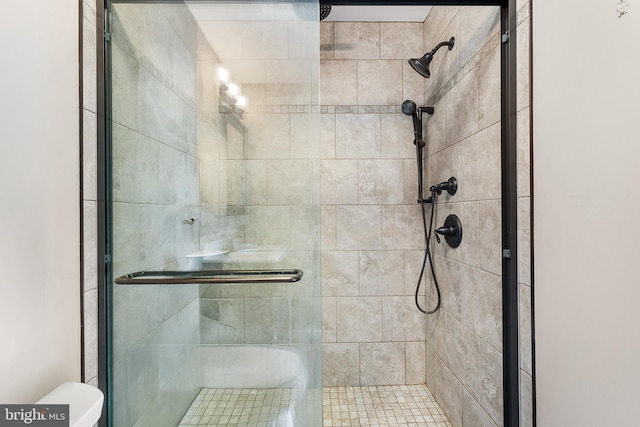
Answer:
xmin=110 ymin=2 xmax=321 ymax=427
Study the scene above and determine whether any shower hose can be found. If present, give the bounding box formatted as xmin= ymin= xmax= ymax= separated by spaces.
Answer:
xmin=415 ymin=144 xmax=441 ymax=314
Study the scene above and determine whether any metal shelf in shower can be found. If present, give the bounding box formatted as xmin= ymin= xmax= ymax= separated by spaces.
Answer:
xmin=114 ymin=269 xmax=303 ymax=285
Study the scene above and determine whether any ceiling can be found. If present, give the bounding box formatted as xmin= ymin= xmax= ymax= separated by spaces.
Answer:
xmin=325 ymin=6 xmax=431 ymax=22
xmin=187 ymin=3 xmax=431 ymax=23
xmin=186 ymin=3 xmax=431 ymax=85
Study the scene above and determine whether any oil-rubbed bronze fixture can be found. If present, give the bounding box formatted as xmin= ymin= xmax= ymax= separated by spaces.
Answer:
xmin=320 ymin=4 xmax=332 ymax=20
xmin=408 ymin=37 xmax=455 ymax=79
xmin=430 ymin=177 xmax=458 ymax=196
xmin=401 ymin=99 xmax=434 ymax=148
xmin=435 ymin=214 xmax=463 ymax=248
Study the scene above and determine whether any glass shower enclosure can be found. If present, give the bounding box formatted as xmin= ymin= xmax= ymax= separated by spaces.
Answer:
xmin=107 ymin=1 xmax=321 ymax=426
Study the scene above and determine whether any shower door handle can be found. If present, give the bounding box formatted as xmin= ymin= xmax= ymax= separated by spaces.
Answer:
xmin=115 ymin=269 xmax=304 ymax=285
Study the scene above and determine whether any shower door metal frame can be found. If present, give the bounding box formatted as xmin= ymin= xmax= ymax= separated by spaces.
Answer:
xmin=94 ymin=1 xmax=528 ymax=426
xmin=95 ymin=1 xmax=108 ymax=426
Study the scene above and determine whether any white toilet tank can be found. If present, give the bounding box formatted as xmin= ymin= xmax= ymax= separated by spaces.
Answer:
xmin=37 ymin=382 xmax=103 ymax=427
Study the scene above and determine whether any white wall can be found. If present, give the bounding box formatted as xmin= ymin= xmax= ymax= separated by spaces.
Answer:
xmin=533 ymin=1 xmax=640 ymax=425
xmin=0 ymin=0 xmax=80 ymax=402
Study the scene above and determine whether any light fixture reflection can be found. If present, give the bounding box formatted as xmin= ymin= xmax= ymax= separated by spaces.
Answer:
xmin=216 ymin=67 xmax=247 ymax=115
xmin=236 ymin=95 xmax=247 ymax=110
xmin=227 ymin=82 xmax=239 ymax=97
xmin=217 ymin=67 xmax=229 ymax=84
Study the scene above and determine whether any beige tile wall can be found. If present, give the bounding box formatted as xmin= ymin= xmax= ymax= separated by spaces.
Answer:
xmin=421 ymin=6 xmax=505 ymax=427
xmin=320 ymin=22 xmax=429 ymax=387
xmin=516 ymin=2 xmax=533 ymax=427
xmin=421 ymin=4 xmax=533 ymax=427
xmin=82 ymin=0 xmax=98 ymax=390
xmin=80 ymin=5 xmax=533 ymax=425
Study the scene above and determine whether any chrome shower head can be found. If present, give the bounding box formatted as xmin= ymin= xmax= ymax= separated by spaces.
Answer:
xmin=409 ymin=37 xmax=455 ymax=79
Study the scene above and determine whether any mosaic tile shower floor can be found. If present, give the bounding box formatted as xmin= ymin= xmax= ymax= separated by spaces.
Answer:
xmin=179 ymin=385 xmax=452 ymax=427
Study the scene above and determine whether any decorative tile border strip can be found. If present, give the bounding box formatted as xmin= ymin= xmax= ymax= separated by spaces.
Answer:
xmin=518 ymin=2 xmax=530 ymax=26
xmin=426 ymin=5 xmax=528 ymax=109
xmin=220 ymin=105 xmax=321 ymax=114
xmin=322 ymin=105 xmax=403 ymax=114
xmin=427 ymin=30 xmax=501 ymax=107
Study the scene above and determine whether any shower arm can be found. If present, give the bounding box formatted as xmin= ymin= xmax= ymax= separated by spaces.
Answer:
xmin=429 ymin=39 xmax=454 ymax=56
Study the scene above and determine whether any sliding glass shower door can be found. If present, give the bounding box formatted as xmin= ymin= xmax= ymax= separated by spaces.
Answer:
xmin=108 ymin=1 xmax=321 ymax=426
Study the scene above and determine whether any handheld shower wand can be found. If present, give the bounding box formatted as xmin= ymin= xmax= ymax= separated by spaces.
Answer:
xmin=403 ymin=97 xmax=459 ymax=315
xmin=402 ymin=100 xmax=434 ymax=147
xmin=402 ymin=100 xmax=421 ymax=144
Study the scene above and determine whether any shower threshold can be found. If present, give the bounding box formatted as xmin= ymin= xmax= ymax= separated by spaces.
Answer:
xmin=179 ymin=384 xmax=451 ymax=427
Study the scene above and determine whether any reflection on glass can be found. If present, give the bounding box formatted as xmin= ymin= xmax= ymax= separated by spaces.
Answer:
xmin=110 ymin=1 xmax=320 ymax=426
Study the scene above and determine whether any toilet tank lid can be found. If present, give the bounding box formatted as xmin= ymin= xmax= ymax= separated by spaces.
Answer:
xmin=36 ymin=382 xmax=103 ymax=427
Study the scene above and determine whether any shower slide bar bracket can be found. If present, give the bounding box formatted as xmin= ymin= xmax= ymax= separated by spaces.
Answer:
xmin=115 ymin=269 xmax=303 ymax=285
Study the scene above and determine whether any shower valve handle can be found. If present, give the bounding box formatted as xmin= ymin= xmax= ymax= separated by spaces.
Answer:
xmin=435 ymin=226 xmax=456 ymax=237
xmin=435 ymin=214 xmax=463 ymax=248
